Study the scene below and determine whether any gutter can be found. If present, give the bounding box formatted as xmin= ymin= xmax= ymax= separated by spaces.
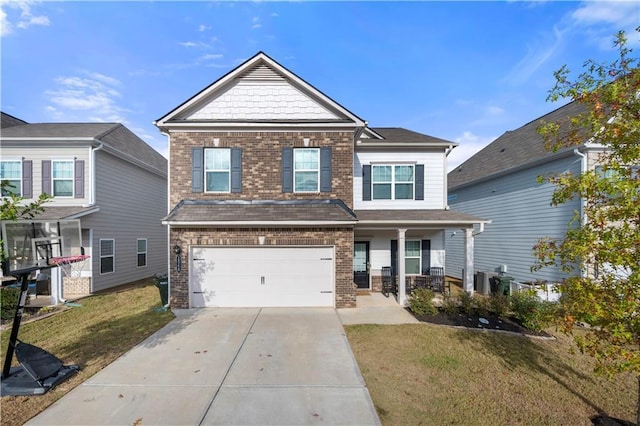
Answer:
xmin=84 ymin=142 xmax=104 ymax=207
xmin=573 ymin=148 xmax=587 ymax=227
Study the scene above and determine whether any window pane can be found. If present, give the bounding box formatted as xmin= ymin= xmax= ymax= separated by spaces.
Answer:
xmin=101 ymin=257 xmax=114 ymax=274
xmin=405 ymin=258 xmax=420 ymax=275
xmin=205 ymin=149 xmax=230 ymax=170
xmin=137 ymin=239 xmax=147 ymax=252
xmin=395 ymin=165 xmax=414 ymax=182
xmin=54 ymin=180 xmax=73 ymax=197
xmin=372 ymin=183 xmax=391 ymax=199
xmin=372 ymin=166 xmax=392 ymax=183
xmin=1 ymin=181 xmax=20 ymax=196
xmin=137 ymin=253 xmax=147 ymax=267
xmin=1 ymin=161 xmax=21 ymax=179
xmin=405 ymin=241 xmax=421 ymax=257
xmin=206 ymin=172 xmax=230 ymax=192
xmin=294 ymin=149 xmax=318 ymax=170
xmin=395 ymin=183 xmax=414 ymax=199
xmin=53 ymin=161 xmax=73 ymax=178
xmin=100 ymin=239 xmax=114 ymax=256
xmin=295 ymin=171 xmax=318 ymax=191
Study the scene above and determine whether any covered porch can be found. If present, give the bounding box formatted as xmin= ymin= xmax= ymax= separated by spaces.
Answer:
xmin=353 ymin=209 xmax=488 ymax=305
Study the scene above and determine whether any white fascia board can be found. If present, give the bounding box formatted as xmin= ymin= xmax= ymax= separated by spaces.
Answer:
xmin=162 ymin=122 xmax=359 ymax=131
xmin=0 ymin=137 xmax=96 ymax=142
xmin=65 ymin=206 xmax=100 ymax=219
xmin=162 ymin=220 xmax=355 ymax=227
xmin=356 ymin=219 xmax=490 ymax=227
xmin=356 ymin=142 xmax=457 ymax=149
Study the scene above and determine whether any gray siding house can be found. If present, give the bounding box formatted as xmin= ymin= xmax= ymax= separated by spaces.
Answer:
xmin=0 ymin=113 xmax=168 ymax=296
xmin=445 ymin=101 xmax=605 ymax=287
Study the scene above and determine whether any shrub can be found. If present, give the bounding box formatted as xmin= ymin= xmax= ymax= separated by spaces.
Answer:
xmin=441 ymin=293 xmax=459 ymax=315
xmin=473 ymin=295 xmax=491 ymax=317
xmin=458 ymin=291 xmax=475 ymax=315
xmin=489 ymin=293 xmax=510 ymax=317
xmin=1 ymin=286 xmax=26 ymax=321
xmin=510 ymin=290 xmax=557 ymax=332
xmin=408 ymin=288 xmax=437 ymax=316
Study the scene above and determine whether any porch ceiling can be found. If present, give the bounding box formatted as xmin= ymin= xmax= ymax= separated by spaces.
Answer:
xmin=354 ymin=209 xmax=488 ymax=229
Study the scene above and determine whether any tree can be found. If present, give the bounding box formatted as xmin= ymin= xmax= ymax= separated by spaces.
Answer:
xmin=534 ymin=28 xmax=640 ymax=424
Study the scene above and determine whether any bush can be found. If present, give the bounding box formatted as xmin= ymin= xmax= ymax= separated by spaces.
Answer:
xmin=458 ymin=291 xmax=475 ymax=315
xmin=510 ymin=290 xmax=557 ymax=332
xmin=441 ymin=293 xmax=459 ymax=315
xmin=473 ymin=295 xmax=491 ymax=317
xmin=489 ymin=293 xmax=510 ymax=317
xmin=408 ymin=288 xmax=437 ymax=316
xmin=1 ymin=286 xmax=27 ymax=321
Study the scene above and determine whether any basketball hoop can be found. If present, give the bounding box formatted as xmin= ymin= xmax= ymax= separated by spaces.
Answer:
xmin=49 ymin=255 xmax=90 ymax=278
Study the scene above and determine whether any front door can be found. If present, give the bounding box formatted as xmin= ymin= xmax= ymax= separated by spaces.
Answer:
xmin=353 ymin=242 xmax=369 ymax=289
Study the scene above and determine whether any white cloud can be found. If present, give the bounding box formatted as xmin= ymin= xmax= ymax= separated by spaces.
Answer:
xmin=252 ymin=16 xmax=261 ymax=29
xmin=448 ymin=131 xmax=497 ymax=172
xmin=0 ymin=0 xmax=49 ymax=36
xmin=198 ymin=24 xmax=211 ymax=32
xmin=179 ymin=41 xmax=212 ymax=49
xmin=44 ymin=71 xmax=130 ymax=123
xmin=569 ymin=1 xmax=639 ymax=48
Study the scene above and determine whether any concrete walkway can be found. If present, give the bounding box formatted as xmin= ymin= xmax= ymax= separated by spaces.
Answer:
xmin=338 ymin=292 xmax=419 ymax=325
xmin=27 ymin=308 xmax=380 ymax=425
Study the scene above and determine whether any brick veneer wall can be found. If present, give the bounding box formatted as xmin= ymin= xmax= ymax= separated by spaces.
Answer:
xmin=169 ymin=131 xmax=354 ymax=210
xmin=169 ymin=227 xmax=355 ymax=308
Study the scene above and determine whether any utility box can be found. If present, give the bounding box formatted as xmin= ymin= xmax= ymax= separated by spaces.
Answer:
xmin=476 ymin=271 xmax=492 ymax=295
xmin=497 ymin=276 xmax=513 ymax=296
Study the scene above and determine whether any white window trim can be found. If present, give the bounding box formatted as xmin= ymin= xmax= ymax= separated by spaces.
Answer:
xmin=204 ymin=148 xmax=231 ymax=193
xmin=0 ymin=159 xmax=22 ymax=197
xmin=372 ymin=164 xmax=415 ymax=200
xmin=294 ymin=148 xmax=320 ymax=193
xmin=52 ymin=159 xmax=74 ymax=198
xmin=137 ymin=238 xmax=147 ymax=268
xmin=405 ymin=239 xmax=421 ymax=275
xmin=100 ymin=238 xmax=115 ymax=275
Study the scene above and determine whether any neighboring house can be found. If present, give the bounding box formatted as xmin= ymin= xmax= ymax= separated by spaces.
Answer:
xmin=155 ymin=52 xmax=486 ymax=309
xmin=0 ymin=113 xmax=168 ymax=296
xmin=445 ymin=101 xmax=605 ymax=286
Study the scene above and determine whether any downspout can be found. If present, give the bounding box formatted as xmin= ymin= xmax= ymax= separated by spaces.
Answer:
xmin=160 ymin=130 xmax=172 ymax=307
xmin=573 ymin=148 xmax=588 ymax=278
xmin=444 ymin=144 xmax=454 ymax=209
xmin=87 ymin=142 xmax=104 ymax=207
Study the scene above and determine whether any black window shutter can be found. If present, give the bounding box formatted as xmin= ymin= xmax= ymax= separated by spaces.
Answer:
xmin=421 ymin=240 xmax=431 ymax=275
xmin=22 ymin=160 xmax=32 ymax=198
xmin=230 ymin=148 xmax=242 ymax=193
xmin=74 ymin=159 xmax=85 ymax=198
xmin=282 ymin=148 xmax=293 ymax=193
xmin=415 ymin=164 xmax=424 ymax=200
xmin=320 ymin=147 xmax=332 ymax=192
xmin=42 ymin=160 xmax=51 ymax=195
xmin=390 ymin=239 xmax=398 ymax=276
xmin=362 ymin=165 xmax=372 ymax=201
xmin=192 ymin=148 xmax=204 ymax=193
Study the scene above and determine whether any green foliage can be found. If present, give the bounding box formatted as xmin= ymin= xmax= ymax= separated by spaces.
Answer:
xmin=534 ymin=27 xmax=640 ymax=394
xmin=458 ymin=291 xmax=475 ymax=315
xmin=0 ymin=286 xmax=27 ymax=321
xmin=510 ymin=290 xmax=557 ymax=332
xmin=489 ymin=293 xmax=510 ymax=317
xmin=473 ymin=295 xmax=491 ymax=317
xmin=441 ymin=293 xmax=459 ymax=315
xmin=408 ymin=288 xmax=437 ymax=316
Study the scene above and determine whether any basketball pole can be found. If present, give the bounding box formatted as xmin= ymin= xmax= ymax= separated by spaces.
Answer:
xmin=2 ymin=271 xmax=32 ymax=379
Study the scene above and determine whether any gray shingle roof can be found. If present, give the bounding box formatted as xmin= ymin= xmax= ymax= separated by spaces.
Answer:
xmin=448 ymin=101 xmax=588 ymax=190
xmin=1 ymin=122 xmax=166 ymax=175
xmin=354 ymin=209 xmax=487 ymax=224
xmin=1 ymin=112 xmax=27 ymax=128
xmin=370 ymin=127 xmax=456 ymax=147
xmin=164 ymin=200 xmax=358 ymax=223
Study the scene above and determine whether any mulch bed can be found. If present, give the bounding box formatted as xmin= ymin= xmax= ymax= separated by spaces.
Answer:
xmin=408 ymin=308 xmax=554 ymax=338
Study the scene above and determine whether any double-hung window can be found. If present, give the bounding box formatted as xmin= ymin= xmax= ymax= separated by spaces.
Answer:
xmin=204 ymin=148 xmax=230 ymax=192
xmin=137 ymin=238 xmax=147 ymax=268
xmin=0 ymin=160 xmax=22 ymax=196
xmin=372 ymin=165 xmax=414 ymax=200
xmin=52 ymin=160 xmax=74 ymax=197
xmin=100 ymin=239 xmax=115 ymax=274
xmin=294 ymin=148 xmax=319 ymax=192
xmin=405 ymin=240 xmax=421 ymax=275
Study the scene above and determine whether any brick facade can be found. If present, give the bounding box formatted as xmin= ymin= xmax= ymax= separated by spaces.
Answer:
xmin=169 ymin=131 xmax=354 ymax=209
xmin=169 ymin=227 xmax=354 ymax=308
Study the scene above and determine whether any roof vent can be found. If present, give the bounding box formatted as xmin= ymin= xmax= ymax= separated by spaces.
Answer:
xmin=500 ymin=148 xmax=506 ymax=153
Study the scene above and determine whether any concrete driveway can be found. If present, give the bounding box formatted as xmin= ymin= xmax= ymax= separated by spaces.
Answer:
xmin=27 ymin=308 xmax=380 ymax=425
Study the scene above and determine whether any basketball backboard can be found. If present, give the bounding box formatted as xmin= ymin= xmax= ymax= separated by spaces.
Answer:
xmin=1 ymin=220 xmax=83 ymax=276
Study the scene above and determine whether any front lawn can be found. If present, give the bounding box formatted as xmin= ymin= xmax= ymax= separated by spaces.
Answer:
xmin=0 ymin=278 xmax=175 ymax=426
xmin=345 ymin=323 xmax=636 ymax=425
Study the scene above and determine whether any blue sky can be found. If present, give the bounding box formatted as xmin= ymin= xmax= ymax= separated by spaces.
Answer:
xmin=1 ymin=1 xmax=638 ymax=170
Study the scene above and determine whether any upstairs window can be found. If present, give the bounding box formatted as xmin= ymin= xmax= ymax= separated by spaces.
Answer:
xmin=52 ymin=160 xmax=74 ymax=197
xmin=294 ymin=148 xmax=319 ymax=192
xmin=0 ymin=160 xmax=21 ymax=196
xmin=372 ymin=165 xmax=414 ymax=200
xmin=204 ymin=148 xmax=230 ymax=193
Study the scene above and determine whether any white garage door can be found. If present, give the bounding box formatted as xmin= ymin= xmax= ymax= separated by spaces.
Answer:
xmin=190 ymin=247 xmax=335 ymax=308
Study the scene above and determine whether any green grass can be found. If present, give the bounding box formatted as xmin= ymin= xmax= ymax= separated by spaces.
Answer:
xmin=345 ymin=323 xmax=636 ymax=425
xmin=0 ymin=278 xmax=175 ymax=426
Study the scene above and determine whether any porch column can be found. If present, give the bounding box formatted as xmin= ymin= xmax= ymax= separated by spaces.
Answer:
xmin=397 ymin=228 xmax=407 ymax=305
xmin=463 ymin=227 xmax=474 ymax=294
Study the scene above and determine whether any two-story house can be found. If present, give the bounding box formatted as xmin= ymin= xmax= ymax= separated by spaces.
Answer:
xmin=155 ymin=52 xmax=486 ymax=309
xmin=445 ymin=101 xmax=606 ymax=287
xmin=0 ymin=114 xmax=168 ymax=298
